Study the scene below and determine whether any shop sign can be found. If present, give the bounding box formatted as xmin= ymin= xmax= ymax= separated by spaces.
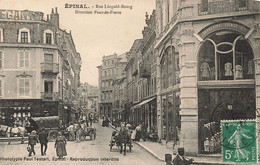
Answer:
xmin=198 ymin=22 xmax=249 ymax=39
xmin=0 ymin=100 xmax=34 ymax=107
xmin=0 ymin=10 xmax=43 ymax=21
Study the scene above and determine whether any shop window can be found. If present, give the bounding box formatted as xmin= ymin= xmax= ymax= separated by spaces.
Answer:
xmin=18 ymin=49 xmax=30 ymax=68
xmin=18 ymin=77 xmax=31 ymax=97
xmin=18 ymin=28 xmax=30 ymax=43
xmin=198 ymin=88 xmax=255 ymax=154
xmin=199 ymin=31 xmax=254 ymax=81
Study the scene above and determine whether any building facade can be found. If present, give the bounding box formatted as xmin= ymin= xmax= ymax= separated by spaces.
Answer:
xmin=155 ymin=0 xmax=260 ymax=156
xmin=97 ymin=53 xmax=126 ymax=118
xmin=0 ymin=8 xmax=81 ymax=128
xmin=79 ymin=82 xmax=98 ymax=120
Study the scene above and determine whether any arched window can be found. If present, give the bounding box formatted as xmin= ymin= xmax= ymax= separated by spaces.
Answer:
xmin=161 ymin=47 xmax=176 ymax=89
xmin=198 ymin=31 xmax=254 ymax=81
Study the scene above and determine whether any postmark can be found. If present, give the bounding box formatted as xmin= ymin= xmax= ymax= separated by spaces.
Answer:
xmin=221 ymin=120 xmax=258 ymax=163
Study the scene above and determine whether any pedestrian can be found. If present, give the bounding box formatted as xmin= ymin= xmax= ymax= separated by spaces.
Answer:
xmin=67 ymin=123 xmax=75 ymax=141
xmin=28 ymin=130 xmax=38 ymax=156
xmin=141 ymin=122 xmax=147 ymax=141
xmin=75 ymin=124 xmax=82 ymax=142
xmin=135 ymin=123 xmax=142 ymax=142
xmin=54 ymin=132 xmax=67 ymax=159
xmin=38 ymin=127 xmax=48 ymax=156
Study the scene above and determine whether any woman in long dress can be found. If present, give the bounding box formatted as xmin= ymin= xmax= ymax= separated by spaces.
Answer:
xmin=55 ymin=132 xmax=67 ymax=159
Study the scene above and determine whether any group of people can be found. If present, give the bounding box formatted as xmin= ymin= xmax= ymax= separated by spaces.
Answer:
xmin=67 ymin=120 xmax=91 ymax=142
xmin=27 ymin=128 xmax=67 ymax=159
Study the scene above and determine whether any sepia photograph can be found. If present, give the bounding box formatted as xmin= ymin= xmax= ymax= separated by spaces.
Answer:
xmin=0 ymin=0 xmax=259 ymax=164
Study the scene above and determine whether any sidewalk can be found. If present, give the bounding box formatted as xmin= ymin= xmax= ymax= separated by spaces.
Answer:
xmin=135 ymin=140 xmax=260 ymax=165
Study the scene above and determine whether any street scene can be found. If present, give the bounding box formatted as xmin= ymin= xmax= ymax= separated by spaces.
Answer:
xmin=0 ymin=0 xmax=260 ymax=164
xmin=0 ymin=123 xmax=164 ymax=165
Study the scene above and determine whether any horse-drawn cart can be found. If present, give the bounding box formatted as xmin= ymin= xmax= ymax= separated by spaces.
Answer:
xmin=28 ymin=116 xmax=60 ymax=141
xmin=109 ymin=130 xmax=132 ymax=154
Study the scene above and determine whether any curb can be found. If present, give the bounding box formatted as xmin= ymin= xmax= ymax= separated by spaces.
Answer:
xmin=134 ymin=141 xmax=165 ymax=162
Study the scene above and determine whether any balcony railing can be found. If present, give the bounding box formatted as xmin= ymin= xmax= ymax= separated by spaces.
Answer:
xmin=41 ymin=92 xmax=59 ymax=101
xmin=140 ymin=63 xmax=151 ymax=78
xmin=100 ymin=98 xmax=113 ymax=103
xmin=41 ymin=63 xmax=59 ymax=74
xmin=198 ymin=0 xmax=248 ymax=15
xmin=101 ymin=74 xmax=117 ymax=80
xmin=101 ymin=86 xmax=113 ymax=91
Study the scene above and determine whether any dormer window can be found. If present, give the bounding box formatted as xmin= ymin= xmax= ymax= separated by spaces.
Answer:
xmin=43 ymin=29 xmax=54 ymax=44
xmin=18 ymin=28 xmax=31 ymax=43
xmin=46 ymin=33 xmax=52 ymax=44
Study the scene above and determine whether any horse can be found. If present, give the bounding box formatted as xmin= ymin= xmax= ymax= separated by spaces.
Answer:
xmin=0 ymin=125 xmax=27 ymax=145
xmin=117 ymin=127 xmax=131 ymax=155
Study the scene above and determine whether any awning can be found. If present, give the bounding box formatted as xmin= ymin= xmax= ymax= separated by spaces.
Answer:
xmin=131 ymin=97 xmax=155 ymax=109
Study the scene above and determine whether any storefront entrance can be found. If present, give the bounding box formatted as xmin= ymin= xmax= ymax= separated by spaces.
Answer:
xmin=198 ymin=88 xmax=255 ymax=154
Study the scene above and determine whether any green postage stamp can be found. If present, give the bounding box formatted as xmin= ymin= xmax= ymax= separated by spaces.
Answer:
xmin=221 ymin=120 xmax=258 ymax=163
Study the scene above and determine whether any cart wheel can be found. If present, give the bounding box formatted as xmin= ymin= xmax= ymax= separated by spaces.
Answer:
xmin=48 ymin=130 xmax=58 ymax=141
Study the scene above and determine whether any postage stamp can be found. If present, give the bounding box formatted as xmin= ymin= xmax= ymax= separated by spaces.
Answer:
xmin=221 ymin=120 xmax=258 ymax=163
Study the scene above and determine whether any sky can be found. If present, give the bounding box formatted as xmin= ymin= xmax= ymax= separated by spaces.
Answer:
xmin=0 ymin=0 xmax=156 ymax=86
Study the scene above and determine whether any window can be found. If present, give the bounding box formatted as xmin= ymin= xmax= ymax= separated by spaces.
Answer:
xmin=19 ymin=49 xmax=30 ymax=68
xmin=0 ymin=78 xmax=3 ymax=97
xmin=18 ymin=78 xmax=30 ymax=97
xmin=161 ymin=47 xmax=177 ymax=89
xmin=43 ymin=29 xmax=54 ymax=44
xmin=201 ymin=0 xmax=208 ymax=12
xmin=0 ymin=51 xmax=3 ymax=69
xmin=198 ymin=31 xmax=254 ymax=81
xmin=18 ymin=28 xmax=30 ymax=43
xmin=0 ymin=28 xmax=3 ymax=42
xmin=46 ymin=33 xmax=52 ymax=44
xmin=21 ymin=32 xmax=28 ymax=43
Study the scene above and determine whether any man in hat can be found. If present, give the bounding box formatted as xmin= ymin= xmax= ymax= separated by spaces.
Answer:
xmin=39 ymin=127 xmax=48 ymax=155
xmin=28 ymin=130 xmax=38 ymax=156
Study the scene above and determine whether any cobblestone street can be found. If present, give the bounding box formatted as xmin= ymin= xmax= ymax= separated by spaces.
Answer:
xmin=0 ymin=123 xmax=164 ymax=165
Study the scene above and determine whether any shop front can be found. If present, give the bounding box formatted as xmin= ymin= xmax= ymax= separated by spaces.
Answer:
xmin=197 ymin=24 xmax=256 ymax=154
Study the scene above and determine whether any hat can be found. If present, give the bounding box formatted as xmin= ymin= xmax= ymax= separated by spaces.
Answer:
xmin=32 ymin=130 xmax=36 ymax=134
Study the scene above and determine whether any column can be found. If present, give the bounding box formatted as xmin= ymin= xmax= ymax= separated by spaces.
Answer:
xmin=179 ymin=23 xmax=199 ymax=156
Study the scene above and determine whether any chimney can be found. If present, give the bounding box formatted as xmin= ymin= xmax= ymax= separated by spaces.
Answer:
xmin=50 ymin=7 xmax=59 ymax=27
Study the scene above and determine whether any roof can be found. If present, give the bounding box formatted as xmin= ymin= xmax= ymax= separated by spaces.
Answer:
xmin=118 ymin=53 xmax=127 ymax=63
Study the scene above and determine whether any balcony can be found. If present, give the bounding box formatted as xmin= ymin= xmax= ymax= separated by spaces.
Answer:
xmin=140 ymin=62 xmax=151 ymax=78
xmin=101 ymin=86 xmax=113 ymax=91
xmin=198 ymin=0 xmax=248 ymax=15
xmin=41 ymin=92 xmax=59 ymax=101
xmin=101 ymin=74 xmax=117 ymax=80
xmin=41 ymin=63 xmax=59 ymax=74
xmin=100 ymin=98 xmax=113 ymax=103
